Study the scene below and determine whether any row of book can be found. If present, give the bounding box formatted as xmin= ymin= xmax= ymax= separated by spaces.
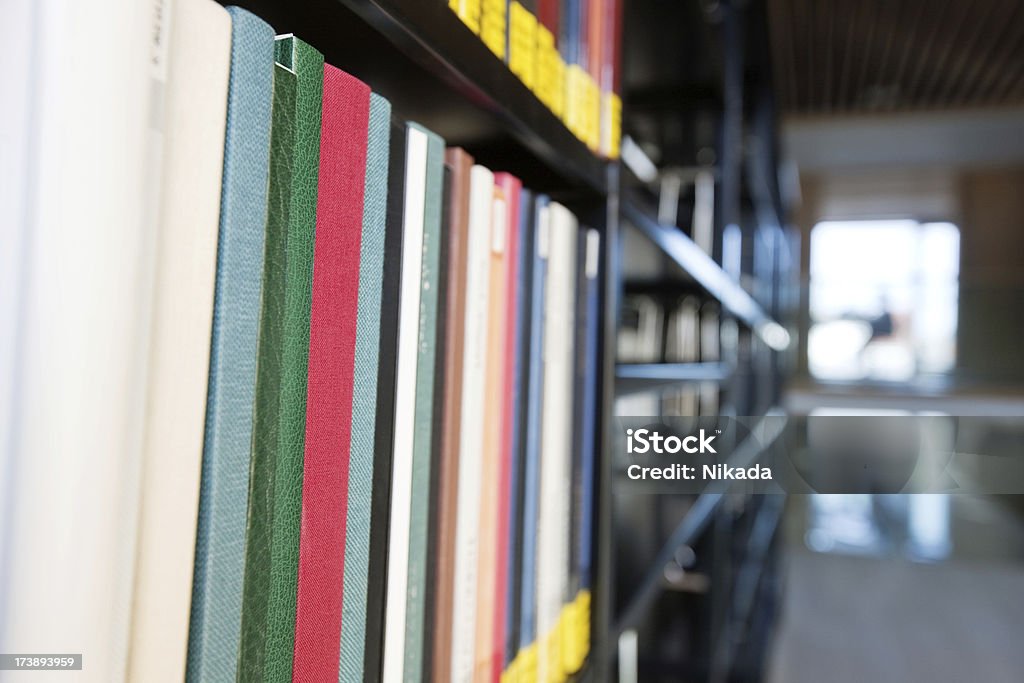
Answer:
xmin=0 ymin=1 xmax=600 ymax=683
xmin=449 ymin=0 xmax=623 ymax=159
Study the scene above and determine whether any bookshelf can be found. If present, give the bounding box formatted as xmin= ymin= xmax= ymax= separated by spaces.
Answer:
xmin=216 ymin=1 xmax=792 ymax=681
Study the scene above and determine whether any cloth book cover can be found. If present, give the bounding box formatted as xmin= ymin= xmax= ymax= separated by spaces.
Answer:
xmin=293 ymin=63 xmax=370 ymax=681
xmin=340 ymin=91 xmax=393 ymax=683
xmin=187 ymin=8 xmax=274 ymax=682
xmin=130 ymin=1 xmax=230 ymax=681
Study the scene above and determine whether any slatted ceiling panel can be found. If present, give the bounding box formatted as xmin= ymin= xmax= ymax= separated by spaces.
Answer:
xmin=768 ymin=0 xmax=1024 ymax=115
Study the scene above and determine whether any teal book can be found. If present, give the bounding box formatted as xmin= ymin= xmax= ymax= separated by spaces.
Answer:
xmin=238 ymin=35 xmax=323 ymax=683
xmin=403 ymin=123 xmax=447 ymax=682
xmin=187 ymin=7 xmax=274 ymax=683
xmin=339 ymin=92 xmax=392 ymax=682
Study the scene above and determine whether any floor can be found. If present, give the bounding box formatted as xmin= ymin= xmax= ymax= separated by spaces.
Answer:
xmin=766 ymin=496 xmax=1024 ymax=683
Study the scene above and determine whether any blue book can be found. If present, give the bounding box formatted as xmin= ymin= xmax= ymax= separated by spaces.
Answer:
xmin=505 ymin=188 xmax=535 ymax=667
xmin=339 ymin=92 xmax=392 ymax=683
xmin=517 ymin=195 xmax=550 ymax=658
xmin=187 ymin=8 xmax=274 ymax=682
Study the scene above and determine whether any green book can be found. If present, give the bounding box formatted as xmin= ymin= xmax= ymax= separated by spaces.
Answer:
xmin=239 ymin=35 xmax=323 ymax=683
xmin=403 ymin=123 xmax=447 ymax=682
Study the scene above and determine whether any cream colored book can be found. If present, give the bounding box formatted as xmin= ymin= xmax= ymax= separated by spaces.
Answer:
xmin=127 ymin=1 xmax=231 ymax=681
xmin=449 ymin=164 xmax=495 ymax=683
xmin=536 ymin=201 xmax=579 ymax=683
xmin=0 ymin=1 xmax=166 ymax=681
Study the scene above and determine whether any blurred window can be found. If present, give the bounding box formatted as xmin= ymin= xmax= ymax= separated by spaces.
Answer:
xmin=808 ymin=220 xmax=959 ymax=382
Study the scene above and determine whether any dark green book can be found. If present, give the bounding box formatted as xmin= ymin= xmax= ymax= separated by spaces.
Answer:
xmin=239 ymin=35 xmax=323 ymax=683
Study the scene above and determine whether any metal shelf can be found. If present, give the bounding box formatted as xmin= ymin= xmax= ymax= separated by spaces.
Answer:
xmin=611 ymin=410 xmax=787 ymax=642
xmin=621 ymin=198 xmax=791 ymax=351
xmin=224 ymin=0 xmax=608 ymax=195
xmin=615 ymin=362 xmax=731 ymax=395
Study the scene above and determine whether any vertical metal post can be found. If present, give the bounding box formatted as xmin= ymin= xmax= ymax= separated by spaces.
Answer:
xmin=594 ymin=161 xmax=621 ymax=681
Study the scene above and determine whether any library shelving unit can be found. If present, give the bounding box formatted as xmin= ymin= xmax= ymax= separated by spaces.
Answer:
xmin=606 ymin=0 xmax=797 ymax=681
xmin=220 ymin=1 xmax=794 ymax=681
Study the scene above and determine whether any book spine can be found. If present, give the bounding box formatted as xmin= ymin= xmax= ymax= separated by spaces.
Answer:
xmin=239 ymin=60 xmax=297 ymax=683
xmin=382 ymin=125 xmax=430 ymax=683
xmin=187 ymin=8 xmax=274 ymax=682
xmin=131 ymin=1 xmax=231 ymax=680
xmin=362 ymin=118 xmax=408 ymax=683
xmin=493 ymin=173 xmax=523 ymax=683
xmin=450 ymin=165 xmax=495 ymax=683
xmin=403 ymin=125 xmax=447 ymax=683
xmin=537 ymin=203 xmax=578 ymax=683
xmin=503 ymin=187 xmax=534 ymax=683
xmin=432 ymin=148 xmax=475 ymax=683
xmin=292 ymin=64 xmax=370 ymax=681
xmin=515 ymin=197 xmax=550 ymax=682
xmin=339 ymin=92 xmax=392 ymax=683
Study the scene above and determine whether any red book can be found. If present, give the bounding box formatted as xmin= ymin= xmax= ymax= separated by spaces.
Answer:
xmin=293 ymin=64 xmax=370 ymax=681
xmin=492 ymin=172 xmax=522 ymax=682
xmin=538 ymin=0 xmax=559 ymax=35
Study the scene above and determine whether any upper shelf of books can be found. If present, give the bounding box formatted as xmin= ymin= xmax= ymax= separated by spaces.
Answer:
xmin=224 ymin=0 xmax=620 ymax=195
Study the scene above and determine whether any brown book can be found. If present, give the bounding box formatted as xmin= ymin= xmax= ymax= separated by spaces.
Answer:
xmin=431 ymin=147 xmax=475 ymax=683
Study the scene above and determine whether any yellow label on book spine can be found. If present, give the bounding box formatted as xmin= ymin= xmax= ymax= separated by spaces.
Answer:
xmin=480 ymin=0 xmax=507 ymax=59
xmin=519 ymin=642 xmax=538 ymax=683
xmin=508 ymin=3 xmax=538 ymax=91
xmin=603 ymin=92 xmax=622 ymax=159
xmin=460 ymin=0 xmax=482 ymax=34
xmin=535 ymin=26 xmax=556 ymax=110
xmin=583 ymin=74 xmax=601 ymax=150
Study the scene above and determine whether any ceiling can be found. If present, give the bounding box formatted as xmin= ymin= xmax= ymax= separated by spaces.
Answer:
xmin=768 ymin=0 xmax=1024 ymax=115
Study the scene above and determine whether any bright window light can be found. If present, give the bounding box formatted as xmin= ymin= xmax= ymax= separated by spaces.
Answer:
xmin=808 ymin=220 xmax=959 ymax=382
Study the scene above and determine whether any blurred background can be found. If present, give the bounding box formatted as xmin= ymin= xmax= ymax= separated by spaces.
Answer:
xmin=611 ymin=0 xmax=1024 ymax=680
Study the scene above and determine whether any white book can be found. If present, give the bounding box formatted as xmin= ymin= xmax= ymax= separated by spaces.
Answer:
xmin=449 ymin=164 xmax=495 ymax=683
xmin=127 ymin=1 xmax=230 ymax=681
xmin=0 ymin=1 xmax=166 ymax=681
xmin=382 ymin=125 xmax=430 ymax=683
xmin=536 ymin=202 xmax=579 ymax=683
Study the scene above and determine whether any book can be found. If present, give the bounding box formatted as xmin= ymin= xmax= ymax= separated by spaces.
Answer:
xmin=292 ymin=64 xmax=370 ymax=681
xmin=186 ymin=8 xmax=274 ymax=682
xmin=239 ymin=34 xmax=324 ymax=683
xmin=536 ymin=202 xmax=579 ymax=683
xmin=432 ymin=147 xmax=475 ymax=683
xmin=493 ymin=172 xmax=524 ymax=682
xmin=363 ymin=117 xmax=408 ymax=683
xmin=566 ymin=229 xmax=600 ymax=673
xmin=423 ymin=164 xmax=453 ymax=683
xmin=403 ymin=124 xmax=447 ymax=683
xmin=450 ymin=164 xmax=496 ymax=683
xmin=340 ymin=91 xmax=393 ymax=683
xmin=515 ymin=196 xmax=551 ymax=681
xmin=474 ymin=182 xmax=511 ymax=683
xmin=129 ymin=1 xmax=230 ymax=681
xmin=504 ymin=187 xmax=536 ymax=679
xmin=0 ymin=1 xmax=165 ymax=679
xmin=238 ymin=60 xmax=297 ymax=683
xmin=382 ymin=123 xmax=430 ymax=683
